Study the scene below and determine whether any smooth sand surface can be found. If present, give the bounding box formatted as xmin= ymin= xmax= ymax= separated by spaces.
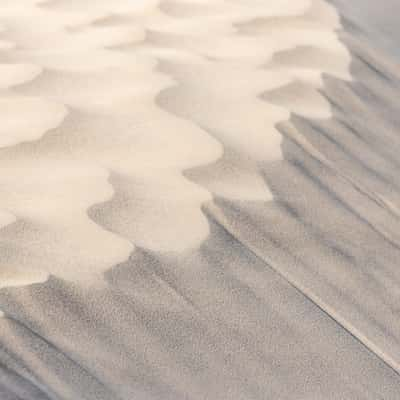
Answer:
xmin=0 ymin=0 xmax=400 ymax=399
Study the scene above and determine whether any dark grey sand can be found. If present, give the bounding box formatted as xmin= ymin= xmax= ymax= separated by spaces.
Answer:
xmin=1 ymin=1 xmax=400 ymax=399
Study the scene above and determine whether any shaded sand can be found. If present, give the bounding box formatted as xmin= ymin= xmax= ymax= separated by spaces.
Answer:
xmin=0 ymin=0 xmax=350 ymax=283
xmin=1 ymin=0 xmax=400 ymax=399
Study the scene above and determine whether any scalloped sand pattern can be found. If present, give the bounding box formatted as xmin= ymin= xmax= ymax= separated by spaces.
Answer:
xmin=3 ymin=1 xmax=400 ymax=399
xmin=0 ymin=0 xmax=350 ymax=287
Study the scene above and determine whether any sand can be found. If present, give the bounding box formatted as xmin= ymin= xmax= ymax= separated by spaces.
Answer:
xmin=0 ymin=0 xmax=399 ymax=399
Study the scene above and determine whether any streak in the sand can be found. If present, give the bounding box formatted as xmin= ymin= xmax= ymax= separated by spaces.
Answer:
xmin=1 ymin=0 xmax=400 ymax=399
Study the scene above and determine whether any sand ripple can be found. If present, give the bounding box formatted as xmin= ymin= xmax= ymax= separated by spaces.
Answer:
xmin=2 ymin=1 xmax=400 ymax=399
xmin=0 ymin=0 xmax=350 ymax=286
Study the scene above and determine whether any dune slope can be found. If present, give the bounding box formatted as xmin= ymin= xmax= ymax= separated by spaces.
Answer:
xmin=0 ymin=0 xmax=400 ymax=399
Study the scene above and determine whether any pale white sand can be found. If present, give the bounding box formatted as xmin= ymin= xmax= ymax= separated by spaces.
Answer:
xmin=1 ymin=1 xmax=400 ymax=399
xmin=0 ymin=0 xmax=349 ymax=284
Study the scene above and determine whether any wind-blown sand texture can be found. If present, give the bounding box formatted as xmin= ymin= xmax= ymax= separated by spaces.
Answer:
xmin=0 ymin=0 xmax=400 ymax=398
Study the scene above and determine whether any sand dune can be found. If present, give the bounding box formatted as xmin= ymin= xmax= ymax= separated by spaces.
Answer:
xmin=0 ymin=0 xmax=350 ymax=281
xmin=0 ymin=0 xmax=400 ymax=399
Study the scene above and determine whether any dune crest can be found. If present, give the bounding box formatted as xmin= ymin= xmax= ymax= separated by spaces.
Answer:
xmin=3 ymin=1 xmax=400 ymax=399
xmin=0 ymin=0 xmax=349 ymax=287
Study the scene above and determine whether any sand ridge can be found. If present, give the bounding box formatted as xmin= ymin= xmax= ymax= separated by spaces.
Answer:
xmin=0 ymin=0 xmax=350 ymax=288
xmin=2 ymin=1 xmax=400 ymax=399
